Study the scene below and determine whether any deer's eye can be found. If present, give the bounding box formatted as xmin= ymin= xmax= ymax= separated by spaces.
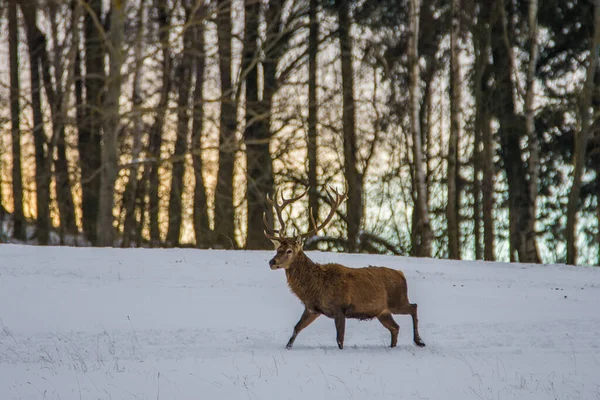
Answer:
xmin=286 ymin=249 xmax=293 ymax=254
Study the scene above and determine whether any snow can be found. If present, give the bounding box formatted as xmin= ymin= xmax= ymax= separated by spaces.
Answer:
xmin=0 ymin=244 xmax=599 ymax=400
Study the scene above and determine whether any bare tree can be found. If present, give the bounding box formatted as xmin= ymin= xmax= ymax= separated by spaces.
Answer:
xmin=473 ymin=3 xmax=495 ymax=261
xmin=21 ymin=1 xmax=51 ymax=244
xmin=97 ymin=0 xmax=126 ymax=246
xmin=122 ymin=0 xmax=148 ymax=248
xmin=9 ymin=0 xmax=25 ymax=241
xmin=214 ymin=0 xmax=238 ymax=248
xmin=447 ymin=0 xmax=461 ymax=259
xmin=490 ymin=0 xmax=540 ymax=263
xmin=191 ymin=3 xmax=211 ymax=248
xmin=307 ymin=0 xmax=320 ymax=235
xmin=409 ymin=0 xmax=432 ymax=257
xmin=166 ymin=2 xmax=194 ymax=246
xmin=78 ymin=0 xmax=106 ymax=244
xmin=146 ymin=0 xmax=172 ymax=245
xmin=566 ymin=0 xmax=600 ymax=265
xmin=244 ymin=0 xmax=274 ymax=250
xmin=525 ymin=0 xmax=540 ymax=217
xmin=335 ymin=0 xmax=362 ymax=253
xmin=45 ymin=2 xmax=79 ymax=241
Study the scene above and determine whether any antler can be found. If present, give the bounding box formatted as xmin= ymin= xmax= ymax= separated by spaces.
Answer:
xmin=301 ymin=185 xmax=348 ymax=239
xmin=263 ymin=189 xmax=307 ymax=241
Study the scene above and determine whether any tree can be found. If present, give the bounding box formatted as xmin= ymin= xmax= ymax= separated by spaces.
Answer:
xmin=214 ymin=0 xmax=238 ymax=248
xmin=490 ymin=0 xmax=540 ymax=263
xmin=525 ymin=0 xmax=540 ymax=226
xmin=244 ymin=0 xmax=274 ymax=250
xmin=97 ymin=0 xmax=126 ymax=246
xmin=447 ymin=0 xmax=461 ymax=259
xmin=191 ymin=3 xmax=211 ymax=248
xmin=166 ymin=1 xmax=194 ymax=246
xmin=409 ymin=0 xmax=432 ymax=257
xmin=21 ymin=2 xmax=51 ymax=245
xmin=566 ymin=0 xmax=600 ymax=264
xmin=307 ymin=0 xmax=320 ymax=236
xmin=335 ymin=0 xmax=362 ymax=253
xmin=9 ymin=0 xmax=25 ymax=241
xmin=146 ymin=0 xmax=172 ymax=245
xmin=121 ymin=0 xmax=148 ymax=248
xmin=78 ymin=0 xmax=106 ymax=244
xmin=45 ymin=2 xmax=78 ymax=241
xmin=472 ymin=2 xmax=495 ymax=261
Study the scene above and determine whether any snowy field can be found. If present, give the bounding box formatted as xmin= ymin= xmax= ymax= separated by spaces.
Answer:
xmin=0 ymin=244 xmax=599 ymax=399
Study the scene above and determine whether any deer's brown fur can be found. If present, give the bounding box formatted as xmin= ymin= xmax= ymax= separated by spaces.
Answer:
xmin=265 ymin=188 xmax=425 ymax=350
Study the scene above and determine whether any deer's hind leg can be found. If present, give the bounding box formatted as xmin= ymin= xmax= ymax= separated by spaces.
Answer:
xmin=390 ymin=302 xmax=425 ymax=347
xmin=409 ymin=303 xmax=425 ymax=347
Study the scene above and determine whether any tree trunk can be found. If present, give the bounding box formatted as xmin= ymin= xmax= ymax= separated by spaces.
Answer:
xmin=412 ymin=69 xmax=434 ymax=256
xmin=447 ymin=0 xmax=461 ymax=259
xmin=0 ymin=178 xmax=3 ymax=236
xmin=258 ymin=0 xmax=294 ymax=243
xmin=490 ymin=0 xmax=540 ymax=263
xmin=97 ymin=0 xmax=125 ymax=246
xmin=135 ymin=178 xmax=147 ymax=247
xmin=214 ymin=0 xmax=238 ymax=248
xmin=46 ymin=1 xmax=78 ymax=241
xmin=481 ymin=110 xmax=495 ymax=261
xmin=54 ymin=115 xmax=78 ymax=240
xmin=122 ymin=0 xmax=147 ymax=248
xmin=166 ymin=4 xmax=193 ymax=247
xmin=9 ymin=0 xmax=25 ymax=241
xmin=307 ymin=0 xmax=320 ymax=237
xmin=244 ymin=0 xmax=273 ymax=250
xmin=34 ymin=12 xmax=62 ymax=243
xmin=473 ymin=118 xmax=482 ymax=260
xmin=409 ymin=0 xmax=432 ymax=257
xmin=525 ymin=0 xmax=540 ymax=239
xmin=566 ymin=0 xmax=600 ymax=265
xmin=73 ymin=0 xmax=86 ymax=238
xmin=22 ymin=4 xmax=51 ymax=245
xmin=146 ymin=0 xmax=171 ymax=246
xmin=597 ymin=171 xmax=600 ymax=266
xmin=472 ymin=56 xmax=482 ymax=261
xmin=79 ymin=0 xmax=105 ymax=245
xmin=192 ymin=5 xmax=210 ymax=248
xmin=471 ymin=19 xmax=483 ymax=260
xmin=422 ymin=71 xmax=434 ymax=214
xmin=336 ymin=0 xmax=362 ymax=253
xmin=473 ymin=3 xmax=495 ymax=261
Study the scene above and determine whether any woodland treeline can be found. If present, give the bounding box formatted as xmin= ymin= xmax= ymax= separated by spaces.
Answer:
xmin=0 ymin=0 xmax=599 ymax=265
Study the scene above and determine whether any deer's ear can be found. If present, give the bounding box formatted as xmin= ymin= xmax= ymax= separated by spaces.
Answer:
xmin=270 ymin=240 xmax=280 ymax=249
xmin=295 ymin=235 xmax=303 ymax=246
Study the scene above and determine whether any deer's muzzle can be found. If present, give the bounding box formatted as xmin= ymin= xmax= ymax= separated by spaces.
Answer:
xmin=269 ymin=258 xmax=279 ymax=270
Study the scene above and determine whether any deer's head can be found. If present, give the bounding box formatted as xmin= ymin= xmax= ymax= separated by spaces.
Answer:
xmin=267 ymin=236 xmax=303 ymax=270
xmin=263 ymin=186 xmax=348 ymax=270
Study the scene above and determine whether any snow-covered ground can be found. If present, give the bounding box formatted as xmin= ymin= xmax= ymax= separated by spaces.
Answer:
xmin=0 ymin=244 xmax=599 ymax=400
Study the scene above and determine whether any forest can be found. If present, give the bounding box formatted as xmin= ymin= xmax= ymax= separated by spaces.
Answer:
xmin=0 ymin=0 xmax=599 ymax=266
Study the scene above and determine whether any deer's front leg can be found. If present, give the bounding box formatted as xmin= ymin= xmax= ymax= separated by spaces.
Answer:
xmin=286 ymin=308 xmax=320 ymax=349
xmin=334 ymin=313 xmax=346 ymax=349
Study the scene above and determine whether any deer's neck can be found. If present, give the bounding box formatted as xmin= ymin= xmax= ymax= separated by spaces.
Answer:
xmin=285 ymin=252 xmax=323 ymax=304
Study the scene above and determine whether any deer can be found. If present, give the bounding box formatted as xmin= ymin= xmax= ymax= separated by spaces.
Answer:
xmin=263 ymin=186 xmax=425 ymax=350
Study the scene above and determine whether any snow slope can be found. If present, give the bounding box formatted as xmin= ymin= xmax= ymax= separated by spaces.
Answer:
xmin=0 ymin=245 xmax=599 ymax=400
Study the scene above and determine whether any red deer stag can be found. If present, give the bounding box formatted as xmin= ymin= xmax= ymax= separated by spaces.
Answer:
xmin=263 ymin=187 xmax=425 ymax=350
